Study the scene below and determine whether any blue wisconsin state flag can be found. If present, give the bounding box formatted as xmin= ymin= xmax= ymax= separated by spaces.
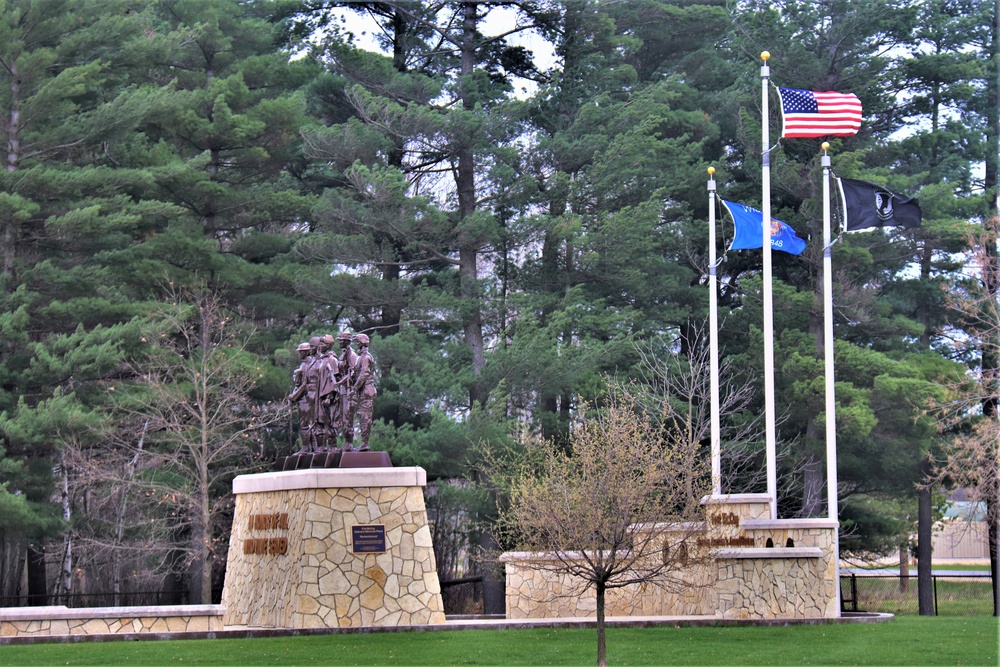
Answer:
xmin=721 ymin=200 xmax=807 ymax=255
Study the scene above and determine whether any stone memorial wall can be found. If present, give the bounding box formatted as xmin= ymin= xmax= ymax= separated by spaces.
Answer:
xmin=501 ymin=494 xmax=840 ymax=620
xmin=221 ymin=467 xmax=445 ymax=629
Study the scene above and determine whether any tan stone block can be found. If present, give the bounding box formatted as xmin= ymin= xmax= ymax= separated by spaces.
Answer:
xmin=335 ymin=593 xmax=353 ymax=618
xmin=384 ymin=574 xmax=400 ymax=598
xmin=403 ymin=594 xmax=430 ymax=614
xmin=361 ymin=583 xmax=385 ymax=611
xmin=379 ymin=487 xmax=406 ymax=504
xmin=378 ymin=609 xmax=403 ymax=626
xmin=187 ymin=617 xmax=211 ymax=633
xmin=399 ymin=533 xmax=415 ymax=561
xmin=383 ymin=511 xmax=405 ymax=530
xmin=300 ymin=611 xmax=328 ymax=629
xmin=299 ymin=594 xmax=321 ymax=615
xmin=81 ymin=618 xmax=112 ymax=635
xmin=351 ymin=505 xmax=372 ymax=523
xmin=331 ymin=494 xmax=357 ymax=512
xmin=301 ymin=565 xmax=319 ymax=585
xmin=165 ymin=617 xmax=187 ymax=633
xmin=366 ymin=564 xmax=387 ymax=588
xmin=413 ymin=525 xmax=433 ymax=548
xmin=303 ymin=539 xmax=327 ymax=555
xmin=329 ymin=540 xmax=348 ymax=565
xmin=306 ymin=502 xmax=335 ymax=524
xmin=49 ymin=619 xmax=71 ymax=635
xmin=319 ymin=570 xmax=351 ymax=596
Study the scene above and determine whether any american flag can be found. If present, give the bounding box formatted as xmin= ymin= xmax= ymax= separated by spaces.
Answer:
xmin=778 ymin=87 xmax=862 ymax=138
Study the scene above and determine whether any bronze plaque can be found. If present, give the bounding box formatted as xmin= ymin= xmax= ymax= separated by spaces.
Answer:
xmin=351 ymin=524 xmax=386 ymax=554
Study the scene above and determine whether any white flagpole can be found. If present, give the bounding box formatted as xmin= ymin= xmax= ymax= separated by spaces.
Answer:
xmin=708 ymin=167 xmax=721 ymax=495
xmin=822 ymin=141 xmax=842 ymax=614
xmin=760 ymin=51 xmax=777 ymax=519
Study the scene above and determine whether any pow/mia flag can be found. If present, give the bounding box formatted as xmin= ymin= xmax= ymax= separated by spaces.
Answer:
xmin=836 ymin=177 xmax=922 ymax=232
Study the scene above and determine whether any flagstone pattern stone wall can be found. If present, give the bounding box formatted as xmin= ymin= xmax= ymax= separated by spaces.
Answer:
xmin=221 ymin=468 xmax=445 ymax=629
xmin=0 ymin=605 xmax=224 ymax=637
xmin=502 ymin=494 xmax=840 ymax=620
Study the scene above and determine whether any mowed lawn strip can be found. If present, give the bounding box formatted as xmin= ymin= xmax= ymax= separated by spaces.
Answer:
xmin=2 ymin=617 xmax=997 ymax=666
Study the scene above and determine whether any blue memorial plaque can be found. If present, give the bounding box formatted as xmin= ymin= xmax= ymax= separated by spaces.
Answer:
xmin=351 ymin=524 xmax=386 ymax=554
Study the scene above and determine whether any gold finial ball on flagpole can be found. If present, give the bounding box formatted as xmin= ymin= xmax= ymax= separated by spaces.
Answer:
xmin=821 ymin=142 xmax=830 ymax=152
xmin=761 ymin=51 xmax=770 ymax=62
xmin=707 ymin=166 xmax=715 ymax=176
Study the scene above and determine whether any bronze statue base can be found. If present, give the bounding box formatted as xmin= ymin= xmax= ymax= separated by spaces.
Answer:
xmin=274 ymin=450 xmax=391 ymax=470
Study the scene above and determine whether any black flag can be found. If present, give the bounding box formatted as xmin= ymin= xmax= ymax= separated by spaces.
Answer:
xmin=837 ymin=177 xmax=922 ymax=231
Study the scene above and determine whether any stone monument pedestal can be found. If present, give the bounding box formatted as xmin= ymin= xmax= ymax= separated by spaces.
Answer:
xmin=221 ymin=466 xmax=445 ymax=629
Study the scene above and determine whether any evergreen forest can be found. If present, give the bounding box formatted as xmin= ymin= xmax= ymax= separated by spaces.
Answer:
xmin=0 ymin=0 xmax=996 ymax=614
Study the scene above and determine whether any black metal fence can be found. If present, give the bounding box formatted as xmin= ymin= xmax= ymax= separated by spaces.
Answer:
xmin=0 ymin=590 xmax=188 ymax=608
xmin=440 ymin=576 xmax=484 ymax=615
xmin=840 ymin=573 xmax=994 ymax=616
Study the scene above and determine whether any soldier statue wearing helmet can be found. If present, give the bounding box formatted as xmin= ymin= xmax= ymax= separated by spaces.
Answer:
xmin=335 ymin=331 xmax=359 ymax=450
xmin=351 ymin=333 xmax=377 ymax=451
xmin=287 ymin=331 xmax=377 ymax=455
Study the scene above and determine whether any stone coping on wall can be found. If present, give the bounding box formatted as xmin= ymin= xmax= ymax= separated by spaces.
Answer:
xmin=701 ymin=493 xmax=773 ymax=505
xmin=710 ymin=547 xmax=824 ymax=559
xmin=0 ymin=612 xmax=896 ymax=644
xmin=741 ymin=518 xmax=839 ymax=530
xmin=232 ymin=466 xmax=426 ymax=494
xmin=0 ymin=605 xmax=224 ymax=622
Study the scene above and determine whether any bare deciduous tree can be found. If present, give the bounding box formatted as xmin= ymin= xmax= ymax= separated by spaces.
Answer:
xmin=69 ymin=287 xmax=284 ymax=604
xmin=631 ymin=327 xmax=767 ymax=495
xmin=485 ymin=387 xmax=709 ymax=667
xmin=935 ymin=233 xmax=1000 ymax=616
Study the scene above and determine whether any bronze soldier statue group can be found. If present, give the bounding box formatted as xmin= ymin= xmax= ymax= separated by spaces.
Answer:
xmin=288 ymin=331 xmax=377 ymax=454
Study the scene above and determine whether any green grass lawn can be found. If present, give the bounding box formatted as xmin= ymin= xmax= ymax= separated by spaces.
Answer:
xmin=3 ymin=617 xmax=998 ymax=666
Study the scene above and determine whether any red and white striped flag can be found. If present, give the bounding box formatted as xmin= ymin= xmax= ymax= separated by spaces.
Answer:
xmin=778 ymin=87 xmax=862 ymax=138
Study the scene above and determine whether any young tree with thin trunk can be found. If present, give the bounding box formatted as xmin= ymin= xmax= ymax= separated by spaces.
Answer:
xmin=95 ymin=286 xmax=283 ymax=604
xmin=937 ymin=231 xmax=1000 ymax=616
xmin=485 ymin=387 xmax=709 ymax=667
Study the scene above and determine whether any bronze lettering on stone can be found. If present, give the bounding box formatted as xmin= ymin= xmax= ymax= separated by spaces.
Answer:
xmin=711 ymin=512 xmax=740 ymax=526
xmin=351 ymin=524 xmax=386 ymax=554
xmin=243 ymin=537 xmax=288 ymax=555
xmin=697 ymin=535 xmax=755 ymax=548
xmin=248 ymin=513 xmax=289 ymax=531
xmin=244 ymin=512 xmax=290 ymax=556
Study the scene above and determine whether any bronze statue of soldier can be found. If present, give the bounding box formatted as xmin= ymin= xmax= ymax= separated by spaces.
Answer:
xmin=287 ymin=332 xmax=378 ymax=456
xmin=287 ymin=342 xmax=313 ymax=452
xmin=351 ymin=333 xmax=377 ymax=452
xmin=336 ymin=331 xmax=358 ymax=451
xmin=312 ymin=334 xmax=339 ymax=450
